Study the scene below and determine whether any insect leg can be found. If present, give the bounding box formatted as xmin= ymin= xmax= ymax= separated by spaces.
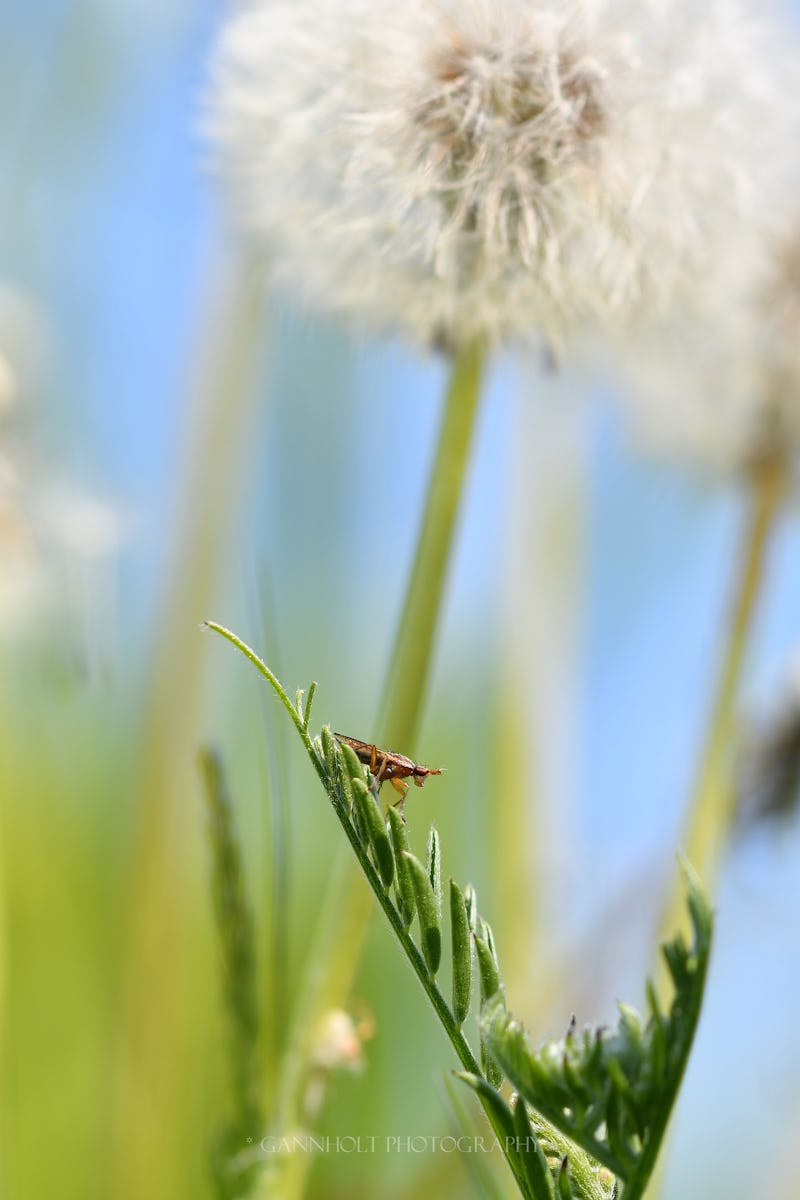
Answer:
xmin=389 ymin=776 xmax=409 ymax=807
xmin=374 ymin=752 xmax=391 ymax=787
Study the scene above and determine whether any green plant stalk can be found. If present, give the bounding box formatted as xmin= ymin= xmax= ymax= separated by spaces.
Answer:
xmin=332 ymin=806 xmax=533 ymax=1199
xmin=657 ymin=453 xmax=784 ymax=981
xmin=378 ymin=341 xmax=486 ymax=748
xmin=205 ymin=623 xmax=534 ymax=1200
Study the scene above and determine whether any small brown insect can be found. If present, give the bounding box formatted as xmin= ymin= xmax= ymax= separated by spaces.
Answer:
xmin=334 ymin=732 xmax=442 ymax=801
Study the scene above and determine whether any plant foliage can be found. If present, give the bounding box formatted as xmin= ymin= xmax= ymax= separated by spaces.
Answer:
xmin=204 ymin=622 xmax=713 ymax=1200
xmin=481 ymin=860 xmax=713 ymax=1200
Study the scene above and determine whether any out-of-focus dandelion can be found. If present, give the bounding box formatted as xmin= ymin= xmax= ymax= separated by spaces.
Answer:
xmin=0 ymin=284 xmax=127 ymax=652
xmin=207 ymin=0 xmax=788 ymax=353
xmin=0 ymin=465 xmax=128 ymax=660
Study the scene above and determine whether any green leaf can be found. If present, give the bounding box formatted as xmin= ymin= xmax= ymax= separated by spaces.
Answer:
xmin=464 ymin=883 xmax=479 ymax=933
xmin=403 ymin=851 xmax=443 ymax=975
xmin=449 ymin=879 xmax=472 ymax=1026
xmin=455 ymin=1072 xmax=516 ymax=1140
xmin=427 ymin=826 xmax=442 ymax=915
xmin=475 ymin=927 xmax=501 ymax=1003
xmin=512 ymin=1098 xmax=555 ymax=1200
xmin=478 ymin=916 xmax=499 ymax=969
xmin=320 ymin=725 xmax=339 ymax=779
xmin=352 ymin=779 xmax=394 ymax=889
xmin=302 ymin=680 xmax=317 ymax=732
xmin=474 ymin=932 xmax=503 ymax=1088
xmin=387 ymin=806 xmax=416 ymax=928
xmin=556 ymin=1158 xmax=573 ymax=1200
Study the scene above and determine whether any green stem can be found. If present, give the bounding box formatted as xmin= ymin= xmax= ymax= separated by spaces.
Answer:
xmin=378 ymin=342 xmax=486 ymax=748
xmin=657 ymin=452 xmax=785 ymax=980
xmin=204 ymin=623 xmax=316 ymax=756
xmin=333 ymin=804 xmax=533 ymax=1199
xmin=205 ymin=625 xmax=533 ymax=1198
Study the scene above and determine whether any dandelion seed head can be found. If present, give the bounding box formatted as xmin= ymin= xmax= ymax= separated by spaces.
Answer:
xmin=208 ymin=0 xmax=792 ymax=351
xmin=617 ymin=205 xmax=800 ymax=475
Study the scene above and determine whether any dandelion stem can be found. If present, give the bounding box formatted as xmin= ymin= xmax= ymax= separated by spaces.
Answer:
xmin=657 ymin=450 xmax=785 ymax=977
xmin=378 ymin=341 xmax=486 ymax=747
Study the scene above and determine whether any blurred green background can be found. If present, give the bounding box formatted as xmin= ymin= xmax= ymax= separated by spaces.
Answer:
xmin=2 ymin=4 xmax=800 ymax=1199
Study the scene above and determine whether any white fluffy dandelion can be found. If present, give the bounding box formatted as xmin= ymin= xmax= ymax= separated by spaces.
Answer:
xmin=616 ymin=206 xmax=800 ymax=474
xmin=207 ymin=0 xmax=790 ymax=352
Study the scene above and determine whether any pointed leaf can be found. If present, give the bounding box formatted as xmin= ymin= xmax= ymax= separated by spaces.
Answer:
xmin=427 ymin=826 xmax=442 ymax=915
xmin=387 ymin=806 xmax=416 ymax=928
xmin=449 ymin=879 xmax=472 ymax=1026
xmin=512 ymin=1098 xmax=555 ymax=1200
xmin=464 ymin=883 xmax=479 ymax=933
xmin=353 ymin=778 xmax=394 ymax=889
xmin=475 ymin=931 xmax=501 ymax=1003
xmin=403 ymin=851 xmax=442 ymax=975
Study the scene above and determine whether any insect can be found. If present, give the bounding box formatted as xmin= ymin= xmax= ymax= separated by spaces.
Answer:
xmin=334 ymin=733 xmax=442 ymax=802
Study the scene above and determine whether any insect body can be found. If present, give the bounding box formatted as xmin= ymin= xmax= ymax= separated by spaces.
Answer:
xmin=334 ymin=732 xmax=442 ymax=801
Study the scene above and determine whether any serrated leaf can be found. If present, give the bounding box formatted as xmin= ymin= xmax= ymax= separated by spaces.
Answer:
xmin=480 ymin=867 xmax=714 ymax=1199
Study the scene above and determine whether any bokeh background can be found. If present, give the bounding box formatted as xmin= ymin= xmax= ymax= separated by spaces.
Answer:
xmin=2 ymin=3 xmax=800 ymax=1199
